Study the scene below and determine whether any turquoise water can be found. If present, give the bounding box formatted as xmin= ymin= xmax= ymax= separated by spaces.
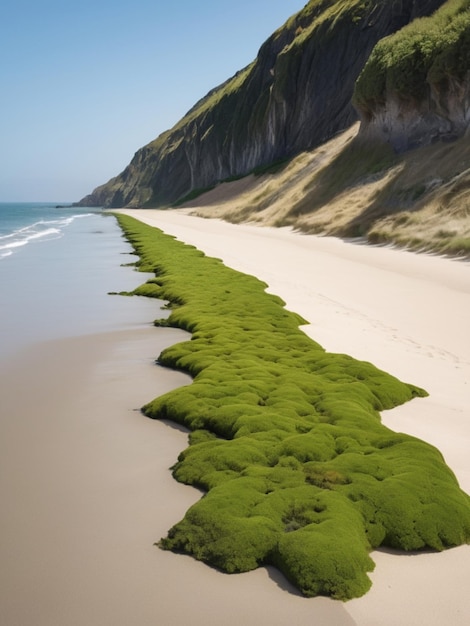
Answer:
xmin=0 ymin=203 xmax=159 ymax=360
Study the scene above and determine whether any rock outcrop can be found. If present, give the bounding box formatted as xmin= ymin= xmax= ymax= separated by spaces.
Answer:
xmin=77 ymin=0 xmax=444 ymax=208
xmin=353 ymin=0 xmax=470 ymax=151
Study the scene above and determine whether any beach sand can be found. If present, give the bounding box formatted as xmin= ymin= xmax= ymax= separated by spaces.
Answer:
xmin=115 ymin=208 xmax=470 ymax=625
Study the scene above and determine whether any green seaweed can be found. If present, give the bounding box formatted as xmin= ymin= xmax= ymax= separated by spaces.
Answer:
xmin=115 ymin=213 xmax=470 ymax=600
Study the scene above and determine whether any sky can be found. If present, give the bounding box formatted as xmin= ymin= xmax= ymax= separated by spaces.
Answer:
xmin=0 ymin=0 xmax=304 ymax=202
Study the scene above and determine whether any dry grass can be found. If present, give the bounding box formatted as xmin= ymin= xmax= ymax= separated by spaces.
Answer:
xmin=183 ymin=123 xmax=470 ymax=257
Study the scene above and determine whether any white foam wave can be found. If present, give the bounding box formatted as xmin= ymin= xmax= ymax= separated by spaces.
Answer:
xmin=0 ymin=213 xmax=93 ymax=260
xmin=0 ymin=227 xmax=62 ymax=252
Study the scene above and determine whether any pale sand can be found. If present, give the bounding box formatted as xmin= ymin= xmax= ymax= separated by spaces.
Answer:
xmin=116 ymin=208 xmax=470 ymax=625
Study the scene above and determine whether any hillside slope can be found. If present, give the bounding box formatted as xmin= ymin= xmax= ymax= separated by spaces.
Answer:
xmin=78 ymin=0 xmax=443 ymax=208
xmin=184 ymin=121 xmax=470 ymax=256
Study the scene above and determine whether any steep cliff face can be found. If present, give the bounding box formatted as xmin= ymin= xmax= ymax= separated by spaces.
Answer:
xmin=78 ymin=0 xmax=444 ymax=208
xmin=353 ymin=0 xmax=470 ymax=150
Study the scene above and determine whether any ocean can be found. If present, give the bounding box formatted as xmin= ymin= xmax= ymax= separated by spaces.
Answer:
xmin=0 ymin=202 xmax=160 ymax=361
xmin=0 ymin=202 xmax=98 ymax=260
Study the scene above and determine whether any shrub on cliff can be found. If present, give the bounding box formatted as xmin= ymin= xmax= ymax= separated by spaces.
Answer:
xmin=354 ymin=0 xmax=470 ymax=113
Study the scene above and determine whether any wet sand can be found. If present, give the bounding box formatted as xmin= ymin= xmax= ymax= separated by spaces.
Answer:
xmin=0 ymin=326 xmax=354 ymax=625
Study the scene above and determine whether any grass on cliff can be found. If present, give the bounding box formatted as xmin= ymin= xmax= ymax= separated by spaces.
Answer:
xmin=115 ymin=213 xmax=470 ymax=600
xmin=354 ymin=0 xmax=470 ymax=111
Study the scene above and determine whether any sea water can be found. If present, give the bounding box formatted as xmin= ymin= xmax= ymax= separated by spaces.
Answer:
xmin=0 ymin=202 xmax=89 ymax=259
xmin=0 ymin=202 xmax=160 ymax=361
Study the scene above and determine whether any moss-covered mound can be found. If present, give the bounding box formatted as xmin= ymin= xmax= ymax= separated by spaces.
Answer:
xmin=115 ymin=213 xmax=470 ymax=600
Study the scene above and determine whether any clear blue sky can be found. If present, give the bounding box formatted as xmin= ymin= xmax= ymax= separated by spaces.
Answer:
xmin=0 ymin=0 xmax=304 ymax=202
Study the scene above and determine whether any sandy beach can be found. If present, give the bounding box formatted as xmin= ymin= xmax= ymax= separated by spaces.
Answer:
xmin=1 ymin=207 xmax=468 ymax=625
xmin=117 ymin=208 xmax=470 ymax=625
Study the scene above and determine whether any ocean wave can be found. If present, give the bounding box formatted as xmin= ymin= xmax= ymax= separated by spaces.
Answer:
xmin=0 ymin=213 xmax=94 ymax=260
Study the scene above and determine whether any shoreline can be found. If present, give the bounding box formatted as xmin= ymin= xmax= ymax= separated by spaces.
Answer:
xmin=116 ymin=208 xmax=470 ymax=625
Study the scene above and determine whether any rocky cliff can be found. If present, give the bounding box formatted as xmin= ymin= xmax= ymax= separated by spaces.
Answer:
xmin=353 ymin=0 xmax=470 ymax=151
xmin=78 ymin=0 xmax=444 ymax=208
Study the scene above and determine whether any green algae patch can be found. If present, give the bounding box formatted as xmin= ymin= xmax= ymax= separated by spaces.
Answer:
xmin=115 ymin=213 xmax=470 ymax=600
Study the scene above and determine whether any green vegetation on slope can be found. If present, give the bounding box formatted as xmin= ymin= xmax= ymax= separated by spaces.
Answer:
xmin=354 ymin=0 xmax=470 ymax=112
xmin=161 ymin=0 xmax=376 ymax=140
xmin=115 ymin=213 xmax=470 ymax=600
xmin=146 ymin=0 xmax=379 ymax=175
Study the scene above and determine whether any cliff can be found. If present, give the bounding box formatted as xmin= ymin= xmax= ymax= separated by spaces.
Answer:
xmin=78 ymin=0 xmax=444 ymax=208
xmin=353 ymin=0 xmax=470 ymax=151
